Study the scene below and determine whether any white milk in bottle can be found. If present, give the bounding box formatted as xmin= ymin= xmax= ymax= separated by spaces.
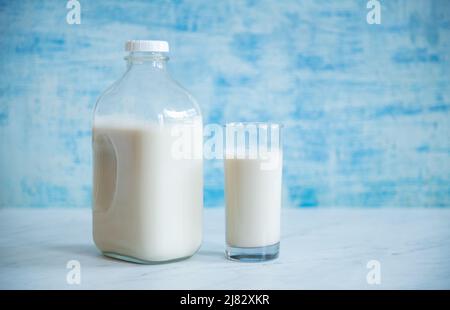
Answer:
xmin=92 ymin=40 xmax=203 ymax=263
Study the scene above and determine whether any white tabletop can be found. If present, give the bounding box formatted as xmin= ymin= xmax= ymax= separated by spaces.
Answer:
xmin=0 ymin=208 xmax=449 ymax=289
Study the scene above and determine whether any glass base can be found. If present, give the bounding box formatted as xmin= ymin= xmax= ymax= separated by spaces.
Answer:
xmin=225 ymin=242 xmax=279 ymax=262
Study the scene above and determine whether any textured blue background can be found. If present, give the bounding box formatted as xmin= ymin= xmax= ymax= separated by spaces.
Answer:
xmin=0 ymin=0 xmax=449 ymax=208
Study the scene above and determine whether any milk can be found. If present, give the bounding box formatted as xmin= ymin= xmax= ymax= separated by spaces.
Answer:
xmin=225 ymin=152 xmax=283 ymax=248
xmin=92 ymin=116 xmax=203 ymax=262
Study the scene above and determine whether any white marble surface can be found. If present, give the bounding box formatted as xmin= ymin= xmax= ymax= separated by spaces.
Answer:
xmin=0 ymin=208 xmax=449 ymax=289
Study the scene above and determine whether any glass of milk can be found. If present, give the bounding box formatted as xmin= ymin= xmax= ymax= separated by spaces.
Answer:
xmin=224 ymin=122 xmax=283 ymax=262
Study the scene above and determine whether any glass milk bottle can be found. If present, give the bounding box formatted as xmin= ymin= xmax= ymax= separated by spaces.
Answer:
xmin=92 ymin=40 xmax=203 ymax=263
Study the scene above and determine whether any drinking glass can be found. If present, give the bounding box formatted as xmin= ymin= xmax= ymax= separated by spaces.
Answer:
xmin=224 ymin=122 xmax=283 ymax=262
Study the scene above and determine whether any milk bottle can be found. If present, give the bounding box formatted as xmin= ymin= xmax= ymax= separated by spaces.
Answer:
xmin=92 ymin=40 xmax=203 ymax=263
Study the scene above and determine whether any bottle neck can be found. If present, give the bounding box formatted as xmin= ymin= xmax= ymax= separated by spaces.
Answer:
xmin=125 ymin=51 xmax=169 ymax=71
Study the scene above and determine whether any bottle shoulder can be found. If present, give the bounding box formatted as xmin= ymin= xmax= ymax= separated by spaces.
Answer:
xmin=94 ymin=69 xmax=201 ymax=123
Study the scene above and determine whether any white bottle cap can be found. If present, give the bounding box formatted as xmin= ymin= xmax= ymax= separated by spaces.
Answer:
xmin=125 ymin=40 xmax=169 ymax=53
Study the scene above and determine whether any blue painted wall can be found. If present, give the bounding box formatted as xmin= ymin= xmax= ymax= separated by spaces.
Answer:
xmin=0 ymin=0 xmax=449 ymax=208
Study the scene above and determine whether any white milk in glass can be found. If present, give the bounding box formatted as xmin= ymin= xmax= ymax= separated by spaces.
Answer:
xmin=225 ymin=151 xmax=282 ymax=248
xmin=93 ymin=116 xmax=203 ymax=262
